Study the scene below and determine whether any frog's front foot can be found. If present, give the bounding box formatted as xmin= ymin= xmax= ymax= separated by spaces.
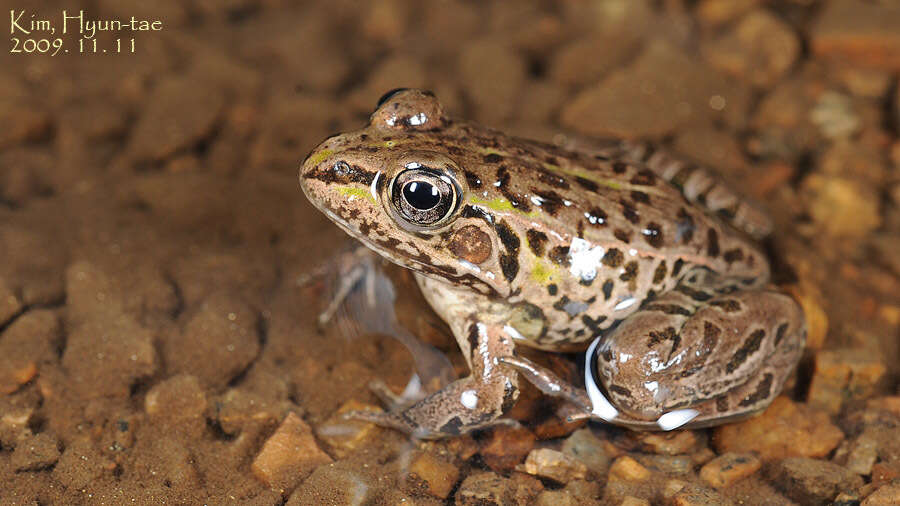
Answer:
xmin=344 ymin=321 xmax=520 ymax=438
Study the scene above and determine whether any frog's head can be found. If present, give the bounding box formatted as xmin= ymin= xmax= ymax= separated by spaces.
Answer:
xmin=300 ymin=89 xmax=511 ymax=296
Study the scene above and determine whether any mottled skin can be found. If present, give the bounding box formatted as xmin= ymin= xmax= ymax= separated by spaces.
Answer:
xmin=299 ymin=89 xmax=806 ymax=437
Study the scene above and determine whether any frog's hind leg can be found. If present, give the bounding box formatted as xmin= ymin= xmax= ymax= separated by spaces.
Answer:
xmin=343 ymin=321 xmax=521 ymax=438
xmin=596 ymin=270 xmax=806 ymax=424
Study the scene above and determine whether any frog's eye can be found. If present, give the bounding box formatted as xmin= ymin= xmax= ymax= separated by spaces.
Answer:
xmin=389 ymin=165 xmax=460 ymax=229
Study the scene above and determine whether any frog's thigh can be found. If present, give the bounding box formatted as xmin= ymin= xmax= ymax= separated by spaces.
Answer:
xmin=598 ymin=287 xmax=806 ymax=421
xmin=346 ymin=321 xmax=519 ymax=438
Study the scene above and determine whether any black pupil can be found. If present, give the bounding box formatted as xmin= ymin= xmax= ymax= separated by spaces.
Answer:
xmin=402 ymin=181 xmax=440 ymax=210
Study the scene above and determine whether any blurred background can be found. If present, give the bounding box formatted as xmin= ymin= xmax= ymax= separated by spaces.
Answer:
xmin=1 ymin=0 xmax=899 ymax=504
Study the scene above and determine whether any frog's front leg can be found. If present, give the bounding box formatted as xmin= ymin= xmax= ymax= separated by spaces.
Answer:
xmin=345 ymin=321 xmax=520 ymax=438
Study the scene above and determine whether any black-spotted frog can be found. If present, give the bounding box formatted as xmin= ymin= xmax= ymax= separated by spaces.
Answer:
xmin=299 ymin=89 xmax=806 ymax=437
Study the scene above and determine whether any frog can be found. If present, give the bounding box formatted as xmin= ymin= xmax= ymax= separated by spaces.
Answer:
xmin=299 ymin=88 xmax=806 ymax=438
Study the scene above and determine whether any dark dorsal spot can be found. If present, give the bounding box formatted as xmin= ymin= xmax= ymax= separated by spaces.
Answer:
xmin=707 ymin=228 xmax=720 ymax=258
xmin=614 ymin=228 xmax=632 ymax=243
xmin=643 ymin=222 xmax=664 ymax=248
xmin=575 ymin=176 xmax=599 ymax=193
xmin=497 ymin=167 xmax=531 ymax=212
xmin=726 ymin=329 xmax=766 ymax=374
xmin=702 ymin=321 xmax=721 ymax=349
xmin=547 ymin=284 xmax=558 ymax=296
xmin=619 ymin=261 xmax=638 ymax=282
xmin=464 ymin=170 xmax=483 ymax=189
xmin=581 ymin=314 xmax=607 ymax=334
xmin=466 ymin=323 xmax=480 ymax=355
xmin=630 ymin=169 xmax=656 ymax=186
xmin=483 ymin=153 xmax=503 ymax=163
xmin=579 ymin=277 xmax=594 ymax=287
xmin=723 ymin=248 xmax=744 ymax=264
xmin=608 ymin=384 xmax=631 ymax=397
xmin=612 ymin=161 xmax=628 ymax=174
xmin=439 ymin=416 xmax=464 ymax=435
xmin=621 ymin=200 xmax=640 ymax=224
xmin=676 ymin=208 xmax=695 ymax=243
xmin=537 ymin=169 xmax=569 ymax=189
xmin=717 ymin=203 xmax=738 ymax=221
xmin=645 ymin=303 xmax=691 ymax=316
xmin=533 ymin=189 xmax=565 ymax=215
xmin=601 ymin=248 xmax=624 ymax=268
xmin=499 ymin=254 xmax=519 ymax=282
xmin=774 ymin=323 xmax=789 ymax=347
xmin=461 ymin=205 xmax=492 ymax=224
xmin=586 ymin=207 xmax=607 ymax=227
xmin=631 ymin=190 xmax=650 ymax=204
xmin=672 ymin=259 xmax=685 ymax=277
xmin=494 ymin=220 xmax=520 ymax=254
xmin=676 ymin=285 xmax=713 ymax=301
xmin=738 ymin=373 xmax=774 ymax=407
xmin=716 ymin=396 xmax=730 ymax=412
xmin=710 ymin=299 xmax=742 ymax=313
xmin=652 ymin=262 xmax=667 ymax=284
xmin=448 ymin=145 xmax=464 ymax=156
xmin=549 ymin=246 xmax=570 ymax=267
xmin=526 ymin=229 xmax=548 ymax=257
xmin=647 ymin=326 xmax=677 ymax=348
xmin=671 ymin=165 xmax=695 ymax=189
xmin=602 ymin=280 xmax=614 ymax=300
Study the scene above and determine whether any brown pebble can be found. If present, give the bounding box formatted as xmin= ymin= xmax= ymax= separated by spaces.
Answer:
xmin=144 ymin=375 xmax=208 ymax=436
xmin=520 ymin=448 xmax=588 ymax=484
xmin=714 ymin=396 xmax=844 ymax=460
xmin=479 ymin=425 xmax=536 ymax=473
xmin=767 ymin=457 xmax=864 ymax=505
xmin=863 ymin=484 xmax=900 ymax=506
xmin=406 ymin=451 xmax=461 ymax=499
xmin=315 ymin=399 xmax=387 ymax=459
xmin=808 ymin=349 xmax=887 ymax=414
xmin=699 ymin=452 xmax=761 ymax=488
xmin=251 ymin=412 xmax=333 ymax=493
xmin=11 ymin=433 xmax=60 ymax=472
xmin=608 ymin=456 xmax=651 ymax=483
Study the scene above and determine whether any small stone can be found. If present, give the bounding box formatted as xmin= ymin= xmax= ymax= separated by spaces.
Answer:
xmin=635 ymin=455 xmax=693 ymax=476
xmin=670 ymin=483 xmax=734 ymax=506
xmin=165 ymin=291 xmax=260 ymax=389
xmin=127 ymin=75 xmax=225 ymax=162
xmin=786 ymin=283 xmax=828 ymax=350
xmin=0 ymin=310 xmax=59 ymax=394
xmin=767 ymin=457 xmax=864 ymax=505
xmin=406 ymin=451 xmax=460 ymax=499
xmin=520 ymin=448 xmax=588 ymax=483
xmin=455 ymin=471 xmax=534 ymax=506
xmin=863 ymin=484 xmax=900 ymax=506
xmin=534 ymin=489 xmax=598 ymax=506
xmin=699 ymin=452 xmax=761 ymax=488
xmin=870 ymin=462 xmax=900 ymax=488
xmin=808 ymin=349 xmax=887 ymax=414
xmin=549 ymin=34 xmax=640 ymax=88
xmin=837 ymin=429 xmax=879 ymax=476
xmin=131 ymin=436 xmax=201 ymax=493
xmin=562 ymin=428 xmax=610 ymax=475
xmin=809 ymin=91 xmax=862 ymax=140
xmin=11 ymin=433 xmax=60 ymax=471
xmin=695 ymin=0 xmax=761 ymax=27
xmin=479 ymin=425 xmax=536 ymax=472
xmin=62 ymin=262 xmax=158 ymax=399
xmin=608 ymin=456 xmax=651 ymax=483
xmin=634 ymin=431 xmax=698 ymax=455
xmin=702 ymin=9 xmax=800 ymax=87
xmin=286 ymin=463 xmax=374 ymax=506
xmin=812 ymin=0 xmax=900 ymax=70
xmin=251 ymin=412 xmax=333 ymax=494
xmin=714 ymin=396 xmax=844 ymax=460
xmin=144 ymin=375 xmax=207 ymax=436
xmin=802 ymin=174 xmax=881 ymax=238
xmin=52 ymin=438 xmax=114 ymax=490
xmin=830 ymin=64 xmax=893 ymax=99
xmin=458 ymin=39 xmax=527 ymax=124
xmin=561 ymin=40 xmax=750 ymax=139
xmin=315 ymin=400 xmax=386 ymax=459
xmin=0 ymin=278 xmax=21 ymax=327
xmin=620 ymin=496 xmax=650 ymax=506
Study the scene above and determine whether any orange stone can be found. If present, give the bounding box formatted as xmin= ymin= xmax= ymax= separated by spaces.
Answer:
xmin=714 ymin=396 xmax=844 ymax=460
xmin=251 ymin=412 xmax=333 ymax=493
